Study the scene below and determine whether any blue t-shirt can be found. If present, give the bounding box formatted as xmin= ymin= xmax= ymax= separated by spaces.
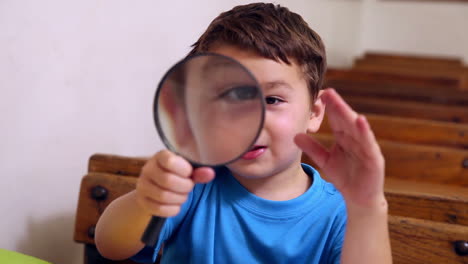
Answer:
xmin=132 ymin=164 xmax=347 ymax=264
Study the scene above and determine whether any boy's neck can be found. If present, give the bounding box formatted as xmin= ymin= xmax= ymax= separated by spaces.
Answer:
xmin=232 ymin=160 xmax=312 ymax=201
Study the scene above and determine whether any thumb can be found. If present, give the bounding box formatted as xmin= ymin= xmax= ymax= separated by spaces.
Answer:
xmin=294 ymin=133 xmax=329 ymax=169
xmin=191 ymin=167 xmax=216 ymax=184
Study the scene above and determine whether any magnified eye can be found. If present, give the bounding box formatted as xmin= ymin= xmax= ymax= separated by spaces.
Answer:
xmin=218 ymin=85 xmax=259 ymax=102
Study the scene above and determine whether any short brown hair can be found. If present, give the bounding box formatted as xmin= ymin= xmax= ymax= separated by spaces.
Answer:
xmin=189 ymin=2 xmax=326 ymax=101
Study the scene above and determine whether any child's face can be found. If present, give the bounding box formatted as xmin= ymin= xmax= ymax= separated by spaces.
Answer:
xmin=209 ymin=44 xmax=325 ymax=179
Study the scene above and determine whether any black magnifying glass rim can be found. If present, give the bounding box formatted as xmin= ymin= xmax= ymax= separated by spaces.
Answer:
xmin=153 ymin=52 xmax=266 ymax=168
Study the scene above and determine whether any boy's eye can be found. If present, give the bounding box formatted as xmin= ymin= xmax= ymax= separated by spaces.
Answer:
xmin=218 ymin=85 xmax=260 ymax=102
xmin=265 ymin=96 xmax=283 ymax=105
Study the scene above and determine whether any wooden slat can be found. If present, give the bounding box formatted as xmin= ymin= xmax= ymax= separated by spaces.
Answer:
xmin=88 ymin=154 xmax=148 ymax=177
xmin=327 ymin=68 xmax=462 ymax=89
xmin=362 ymin=52 xmax=463 ymax=68
xmin=343 ymin=95 xmax=468 ymax=123
xmin=329 ymin=79 xmax=468 ymax=106
xmin=463 ymin=69 xmax=468 ymax=91
xmin=353 ymin=59 xmax=467 ymax=81
xmin=306 ymin=133 xmax=468 ymax=186
xmin=385 ymin=178 xmax=468 ymax=226
xmin=326 ymin=69 xmax=468 ymax=107
xmin=389 ymin=215 xmax=468 ymax=264
xmin=326 ymin=75 xmax=468 ymax=106
xmin=319 ymin=113 xmax=468 ymax=149
xmin=352 ymin=52 xmax=468 ymax=90
xmin=74 ymin=173 xmax=137 ymax=244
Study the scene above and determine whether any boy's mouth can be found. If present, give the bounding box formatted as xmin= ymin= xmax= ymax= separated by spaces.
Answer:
xmin=242 ymin=145 xmax=267 ymax=160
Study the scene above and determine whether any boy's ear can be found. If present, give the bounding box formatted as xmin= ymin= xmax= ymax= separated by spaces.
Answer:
xmin=306 ymin=90 xmax=326 ymax=133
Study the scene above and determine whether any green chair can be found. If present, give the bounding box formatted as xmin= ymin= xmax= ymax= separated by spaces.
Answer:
xmin=0 ymin=249 xmax=51 ymax=264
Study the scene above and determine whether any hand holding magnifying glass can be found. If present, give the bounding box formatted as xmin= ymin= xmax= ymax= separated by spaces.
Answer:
xmin=141 ymin=53 xmax=265 ymax=247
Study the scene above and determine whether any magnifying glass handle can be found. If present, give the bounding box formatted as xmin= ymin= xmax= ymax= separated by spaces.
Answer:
xmin=141 ymin=216 xmax=166 ymax=247
xmin=141 ymin=165 xmax=201 ymax=247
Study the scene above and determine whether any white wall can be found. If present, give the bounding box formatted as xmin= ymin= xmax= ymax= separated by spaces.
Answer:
xmin=358 ymin=0 xmax=468 ymax=63
xmin=1 ymin=0 xmax=467 ymax=263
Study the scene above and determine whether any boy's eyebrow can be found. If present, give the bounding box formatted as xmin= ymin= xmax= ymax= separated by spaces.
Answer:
xmin=261 ymin=80 xmax=293 ymax=90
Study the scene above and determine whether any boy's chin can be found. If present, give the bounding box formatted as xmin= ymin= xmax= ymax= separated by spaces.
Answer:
xmin=227 ymin=155 xmax=304 ymax=179
xmin=226 ymin=162 xmax=273 ymax=180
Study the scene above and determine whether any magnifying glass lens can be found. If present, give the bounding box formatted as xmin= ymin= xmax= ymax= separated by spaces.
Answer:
xmin=155 ymin=53 xmax=264 ymax=166
xmin=143 ymin=53 xmax=265 ymax=248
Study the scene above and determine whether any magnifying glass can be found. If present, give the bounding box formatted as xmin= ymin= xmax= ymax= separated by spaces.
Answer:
xmin=141 ymin=52 xmax=265 ymax=247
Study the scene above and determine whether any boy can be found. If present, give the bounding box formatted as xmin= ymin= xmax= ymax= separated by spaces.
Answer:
xmin=95 ymin=3 xmax=392 ymax=263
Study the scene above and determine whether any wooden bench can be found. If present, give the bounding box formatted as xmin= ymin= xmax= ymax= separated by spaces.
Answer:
xmin=350 ymin=52 xmax=468 ymax=90
xmin=314 ymin=112 xmax=468 ymax=185
xmin=304 ymin=133 xmax=468 ymax=186
xmin=342 ymin=95 xmax=468 ymax=123
xmin=74 ymin=154 xmax=468 ymax=264
xmin=75 ymin=154 xmax=148 ymax=264
xmin=326 ymin=69 xmax=468 ymax=106
xmin=359 ymin=52 xmax=464 ymax=69
xmin=320 ymin=113 xmax=468 ymax=150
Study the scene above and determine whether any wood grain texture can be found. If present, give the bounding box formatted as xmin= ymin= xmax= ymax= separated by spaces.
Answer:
xmin=361 ymin=52 xmax=463 ymax=68
xmin=353 ymin=59 xmax=467 ymax=78
xmin=385 ymin=178 xmax=468 ymax=226
xmin=327 ymin=68 xmax=462 ymax=90
xmin=353 ymin=57 xmax=467 ymax=81
xmin=320 ymin=113 xmax=468 ymax=149
xmin=74 ymin=173 xmax=137 ymax=244
xmin=350 ymin=52 xmax=468 ymax=90
xmin=306 ymin=133 xmax=468 ymax=186
xmin=326 ymin=71 xmax=468 ymax=106
xmin=88 ymin=153 xmax=147 ymax=176
xmin=389 ymin=215 xmax=468 ymax=264
xmin=343 ymin=95 xmax=468 ymax=123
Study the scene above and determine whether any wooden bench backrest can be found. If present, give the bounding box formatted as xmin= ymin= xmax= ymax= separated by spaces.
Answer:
xmin=327 ymin=68 xmax=462 ymax=90
xmin=74 ymin=154 xmax=468 ymax=263
xmin=325 ymin=70 xmax=468 ymax=106
xmin=351 ymin=52 xmax=468 ymax=90
xmin=353 ymin=59 xmax=467 ymax=78
xmin=343 ymin=95 xmax=468 ymax=123
xmin=304 ymin=133 xmax=468 ymax=186
xmin=352 ymin=53 xmax=468 ymax=87
xmin=361 ymin=52 xmax=463 ymax=69
xmin=319 ymin=113 xmax=468 ymax=150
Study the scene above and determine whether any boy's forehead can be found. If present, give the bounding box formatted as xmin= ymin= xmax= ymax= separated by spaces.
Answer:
xmin=209 ymin=45 xmax=303 ymax=81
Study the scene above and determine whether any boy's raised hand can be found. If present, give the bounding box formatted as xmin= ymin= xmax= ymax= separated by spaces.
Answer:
xmin=136 ymin=150 xmax=215 ymax=217
xmin=295 ymin=88 xmax=386 ymax=209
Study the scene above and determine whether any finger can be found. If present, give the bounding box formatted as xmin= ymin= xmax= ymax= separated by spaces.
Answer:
xmin=138 ymin=181 xmax=189 ymax=205
xmin=331 ymin=127 xmax=370 ymax=161
xmin=294 ymin=133 xmax=330 ymax=169
xmin=321 ymin=88 xmax=359 ymax=135
xmin=356 ymin=115 xmax=384 ymax=162
xmin=156 ymin=150 xmax=193 ymax=178
xmin=191 ymin=167 xmax=216 ymax=184
xmin=331 ymin=114 xmax=382 ymax=162
xmin=148 ymin=171 xmax=195 ymax=194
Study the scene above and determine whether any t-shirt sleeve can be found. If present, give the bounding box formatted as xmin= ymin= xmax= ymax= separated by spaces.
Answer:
xmin=328 ymin=203 xmax=347 ymax=264
xmin=130 ymin=188 xmax=196 ymax=263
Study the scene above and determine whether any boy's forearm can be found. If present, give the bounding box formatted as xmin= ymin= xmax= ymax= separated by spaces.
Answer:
xmin=95 ymin=190 xmax=151 ymax=260
xmin=341 ymin=197 xmax=393 ymax=264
